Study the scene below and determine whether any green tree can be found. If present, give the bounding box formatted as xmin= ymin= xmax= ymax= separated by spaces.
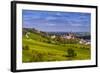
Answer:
xmin=67 ymin=48 xmax=77 ymax=57
xmin=23 ymin=45 xmax=29 ymax=50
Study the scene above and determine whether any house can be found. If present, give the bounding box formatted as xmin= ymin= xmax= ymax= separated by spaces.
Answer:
xmin=85 ymin=41 xmax=91 ymax=45
xmin=79 ymin=39 xmax=91 ymax=45
xmin=51 ymin=35 xmax=56 ymax=39
xmin=79 ymin=39 xmax=86 ymax=44
xmin=61 ymin=33 xmax=75 ymax=39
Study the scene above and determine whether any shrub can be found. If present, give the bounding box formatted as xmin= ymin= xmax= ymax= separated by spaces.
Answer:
xmin=23 ymin=45 xmax=29 ymax=50
xmin=67 ymin=48 xmax=77 ymax=57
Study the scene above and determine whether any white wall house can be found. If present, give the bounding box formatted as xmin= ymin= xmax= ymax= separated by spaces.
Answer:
xmin=51 ymin=35 xmax=56 ymax=39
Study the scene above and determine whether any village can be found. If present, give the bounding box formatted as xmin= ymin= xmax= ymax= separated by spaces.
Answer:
xmin=25 ymin=30 xmax=90 ymax=45
xmin=50 ymin=33 xmax=91 ymax=45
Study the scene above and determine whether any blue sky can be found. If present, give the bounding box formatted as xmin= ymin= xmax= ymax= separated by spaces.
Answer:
xmin=22 ymin=10 xmax=91 ymax=32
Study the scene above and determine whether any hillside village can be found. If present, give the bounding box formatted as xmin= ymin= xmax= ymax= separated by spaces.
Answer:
xmin=24 ymin=28 xmax=90 ymax=45
xmin=50 ymin=33 xmax=90 ymax=45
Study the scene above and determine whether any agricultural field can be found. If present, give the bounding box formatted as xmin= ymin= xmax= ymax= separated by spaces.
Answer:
xmin=22 ymin=29 xmax=91 ymax=63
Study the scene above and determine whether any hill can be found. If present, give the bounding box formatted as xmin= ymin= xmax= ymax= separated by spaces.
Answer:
xmin=22 ymin=28 xmax=91 ymax=63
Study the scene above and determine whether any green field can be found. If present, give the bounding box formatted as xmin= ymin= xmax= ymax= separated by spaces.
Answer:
xmin=22 ymin=29 xmax=91 ymax=63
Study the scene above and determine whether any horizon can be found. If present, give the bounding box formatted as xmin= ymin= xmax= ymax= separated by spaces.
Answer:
xmin=22 ymin=10 xmax=91 ymax=32
xmin=23 ymin=28 xmax=90 ymax=33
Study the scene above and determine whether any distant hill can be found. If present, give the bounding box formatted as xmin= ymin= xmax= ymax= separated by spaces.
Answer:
xmin=22 ymin=28 xmax=52 ymax=43
xmin=23 ymin=28 xmax=49 ymax=37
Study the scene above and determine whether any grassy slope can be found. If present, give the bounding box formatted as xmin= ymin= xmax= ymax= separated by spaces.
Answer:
xmin=22 ymin=32 xmax=91 ymax=63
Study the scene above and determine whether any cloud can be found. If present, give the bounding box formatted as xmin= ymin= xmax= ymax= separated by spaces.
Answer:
xmin=23 ymin=10 xmax=90 ymax=32
xmin=46 ymin=23 xmax=56 ymax=26
xmin=70 ymin=24 xmax=82 ymax=26
xmin=56 ymin=12 xmax=61 ymax=16
xmin=45 ymin=16 xmax=56 ymax=20
xmin=70 ymin=23 xmax=89 ymax=27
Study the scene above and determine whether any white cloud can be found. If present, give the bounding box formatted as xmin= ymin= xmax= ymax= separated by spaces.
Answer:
xmin=47 ymin=23 xmax=56 ymax=26
xmin=70 ymin=23 xmax=89 ymax=27
xmin=56 ymin=13 xmax=61 ymax=16
xmin=46 ymin=16 xmax=56 ymax=20
xmin=70 ymin=24 xmax=82 ymax=26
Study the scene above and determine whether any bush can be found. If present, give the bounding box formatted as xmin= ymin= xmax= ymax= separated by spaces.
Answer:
xmin=23 ymin=45 xmax=29 ymax=50
xmin=67 ymin=48 xmax=77 ymax=57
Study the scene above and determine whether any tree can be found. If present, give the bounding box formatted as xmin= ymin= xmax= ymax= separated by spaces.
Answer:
xmin=23 ymin=45 xmax=29 ymax=50
xmin=67 ymin=48 xmax=77 ymax=57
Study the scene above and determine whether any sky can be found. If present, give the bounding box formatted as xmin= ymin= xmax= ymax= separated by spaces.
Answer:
xmin=22 ymin=10 xmax=91 ymax=32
